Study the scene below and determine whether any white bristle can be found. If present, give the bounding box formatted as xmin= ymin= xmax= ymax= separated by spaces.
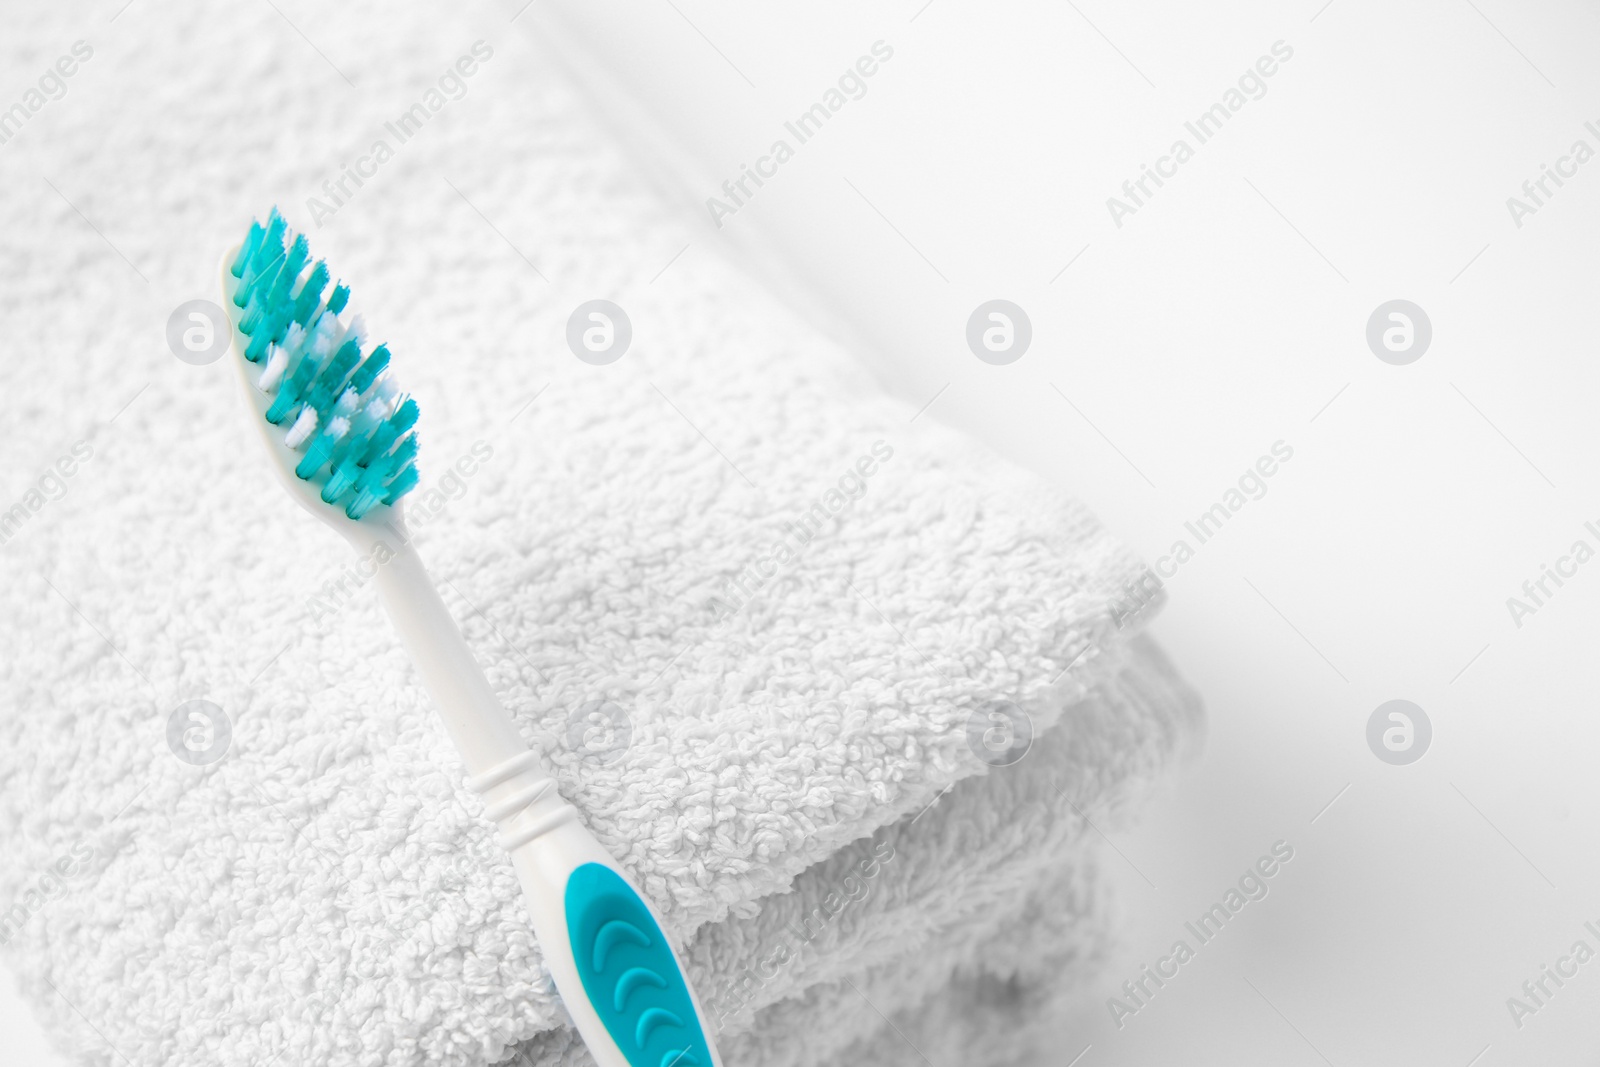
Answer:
xmin=284 ymin=406 xmax=318 ymax=449
xmin=279 ymin=322 xmax=306 ymax=360
xmin=306 ymin=327 xmax=334 ymax=364
xmin=259 ymin=346 xmax=289 ymax=393
xmin=366 ymin=378 xmax=396 ymax=411
xmin=306 ymin=312 xmax=338 ymax=359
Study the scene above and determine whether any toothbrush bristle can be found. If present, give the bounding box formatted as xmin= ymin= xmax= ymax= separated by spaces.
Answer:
xmin=228 ymin=208 xmax=420 ymax=520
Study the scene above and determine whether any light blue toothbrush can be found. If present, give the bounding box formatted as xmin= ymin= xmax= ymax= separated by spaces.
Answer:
xmin=221 ymin=208 xmax=720 ymax=1067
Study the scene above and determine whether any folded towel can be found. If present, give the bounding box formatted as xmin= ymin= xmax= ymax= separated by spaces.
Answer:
xmin=498 ymin=634 xmax=1196 ymax=1067
xmin=0 ymin=4 xmax=1202 ymax=1065
xmin=695 ymin=634 xmax=1197 ymax=1041
xmin=718 ymin=640 xmax=1197 ymax=1067
xmin=734 ymin=857 xmax=1107 ymax=1067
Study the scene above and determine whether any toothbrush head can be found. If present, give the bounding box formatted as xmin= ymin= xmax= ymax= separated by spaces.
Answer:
xmin=221 ymin=208 xmax=421 ymax=526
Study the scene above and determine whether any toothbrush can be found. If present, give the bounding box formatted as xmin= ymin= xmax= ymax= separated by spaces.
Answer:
xmin=220 ymin=209 xmax=720 ymax=1067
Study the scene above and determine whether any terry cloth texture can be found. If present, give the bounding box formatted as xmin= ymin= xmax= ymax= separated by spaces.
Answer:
xmin=0 ymin=4 xmax=1203 ymax=1066
xmin=498 ymin=633 xmax=1194 ymax=1067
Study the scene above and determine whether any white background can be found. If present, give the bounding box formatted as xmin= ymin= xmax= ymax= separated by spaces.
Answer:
xmin=6 ymin=1 xmax=1600 ymax=1064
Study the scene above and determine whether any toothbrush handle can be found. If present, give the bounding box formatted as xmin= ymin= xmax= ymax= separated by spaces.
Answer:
xmin=372 ymin=547 xmax=720 ymax=1067
xmin=512 ymin=819 xmax=720 ymax=1067
xmin=473 ymin=767 xmax=721 ymax=1067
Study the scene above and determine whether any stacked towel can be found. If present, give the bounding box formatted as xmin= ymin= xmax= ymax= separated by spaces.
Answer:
xmin=0 ymin=4 xmax=1202 ymax=1065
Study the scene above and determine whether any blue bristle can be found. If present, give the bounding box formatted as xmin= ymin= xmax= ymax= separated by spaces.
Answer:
xmin=388 ymin=395 xmax=420 ymax=433
xmin=266 ymin=261 xmax=297 ymax=310
xmin=329 ymin=424 xmax=396 ymax=498
xmin=295 ymin=423 xmax=341 ymax=479
xmin=244 ymin=310 xmax=284 ymax=362
xmin=251 ymin=210 xmax=286 ymax=276
xmin=345 ymin=487 xmax=383 ymax=520
xmin=238 ymin=299 xmax=266 ymax=338
xmin=302 ymin=341 xmax=361 ymax=417
xmin=391 ymin=431 xmax=420 ymax=463
xmin=237 ymin=250 xmax=284 ymax=309
xmin=383 ymin=464 xmax=420 ymax=504
xmin=374 ymin=436 xmax=420 ymax=487
xmin=326 ymin=284 xmax=350 ymax=315
xmin=282 ymin=234 xmax=310 ymax=284
xmin=359 ymin=398 xmax=418 ymax=467
xmin=353 ymin=453 xmax=395 ymax=498
xmin=349 ymin=345 xmax=389 ymax=394
xmin=321 ymin=456 xmax=362 ymax=503
xmin=354 ymin=425 xmax=401 ymax=473
xmin=325 ymin=406 xmax=378 ymax=473
xmin=292 ymin=262 xmax=330 ymax=325
xmin=231 ymin=221 xmax=264 ymax=278
xmin=347 ymin=435 xmax=417 ymax=519
xmin=230 ymin=211 xmax=421 ymax=515
xmin=265 ymin=347 xmax=323 ymax=424
xmin=233 ymin=269 xmax=256 ymax=308
xmin=323 ymin=396 xmax=417 ymax=504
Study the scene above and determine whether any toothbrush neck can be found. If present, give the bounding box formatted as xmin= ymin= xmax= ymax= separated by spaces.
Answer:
xmin=370 ymin=540 xmax=532 ymax=776
xmin=372 ymin=541 xmax=579 ymax=852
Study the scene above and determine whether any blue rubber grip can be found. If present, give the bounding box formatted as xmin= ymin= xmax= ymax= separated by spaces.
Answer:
xmin=565 ymin=863 xmax=712 ymax=1067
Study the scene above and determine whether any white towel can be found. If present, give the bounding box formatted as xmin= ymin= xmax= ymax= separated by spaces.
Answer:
xmin=500 ymin=634 xmax=1196 ymax=1067
xmin=0 ymin=4 xmax=1201 ymax=1065
xmin=715 ymin=636 xmax=1196 ymax=1067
